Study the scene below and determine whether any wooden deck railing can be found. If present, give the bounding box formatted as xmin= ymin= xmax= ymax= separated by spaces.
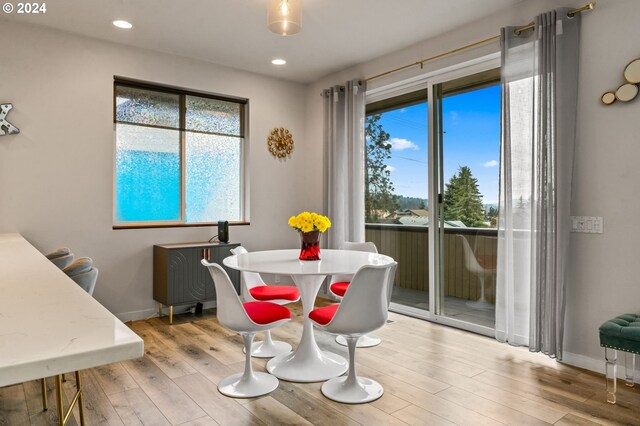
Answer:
xmin=365 ymin=224 xmax=498 ymax=304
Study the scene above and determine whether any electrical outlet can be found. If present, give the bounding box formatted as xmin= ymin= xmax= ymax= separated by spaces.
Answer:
xmin=571 ymin=216 xmax=603 ymax=234
xmin=274 ymin=274 xmax=281 ymax=283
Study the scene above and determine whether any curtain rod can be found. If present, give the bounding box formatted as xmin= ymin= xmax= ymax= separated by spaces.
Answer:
xmin=365 ymin=2 xmax=595 ymax=83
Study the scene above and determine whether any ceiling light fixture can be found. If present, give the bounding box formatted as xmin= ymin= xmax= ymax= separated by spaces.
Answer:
xmin=268 ymin=0 xmax=301 ymax=36
xmin=271 ymin=59 xmax=287 ymax=65
xmin=113 ymin=20 xmax=133 ymax=29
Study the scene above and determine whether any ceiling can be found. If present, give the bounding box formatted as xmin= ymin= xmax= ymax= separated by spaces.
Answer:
xmin=2 ymin=0 xmax=521 ymax=83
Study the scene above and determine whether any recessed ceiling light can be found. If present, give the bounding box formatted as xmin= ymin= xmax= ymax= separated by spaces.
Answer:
xmin=113 ymin=20 xmax=133 ymax=29
xmin=271 ymin=59 xmax=287 ymax=65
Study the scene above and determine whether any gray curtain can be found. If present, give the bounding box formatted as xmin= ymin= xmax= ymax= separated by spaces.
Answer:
xmin=323 ymin=80 xmax=366 ymax=249
xmin=496 ymin=9 xmax=580 ymax=359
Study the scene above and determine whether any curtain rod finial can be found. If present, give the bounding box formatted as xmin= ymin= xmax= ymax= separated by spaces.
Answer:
xmin=568 ymin=2 xmax=595 ymax=17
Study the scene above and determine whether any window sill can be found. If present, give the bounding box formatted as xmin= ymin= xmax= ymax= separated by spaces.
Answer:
xmin=113 ymin=221 xmax=250 ymax=230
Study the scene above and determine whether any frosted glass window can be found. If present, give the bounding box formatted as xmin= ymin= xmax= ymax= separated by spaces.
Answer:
xmin=115 ymin=124 xmax=181 ymax=222
xmin=115 ymin=86 xmax=180 ymax=128
xmin=114 ymin=80 xmax=246 ymax=226
xmin=185 ymin=96 xmax=242 ymax=136
xmin=185 ymin=133 xmax=242 ymax=222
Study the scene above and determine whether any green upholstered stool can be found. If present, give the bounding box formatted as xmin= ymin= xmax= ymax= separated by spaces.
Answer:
xmin=599 ymin=314 xmax=640 ymax=404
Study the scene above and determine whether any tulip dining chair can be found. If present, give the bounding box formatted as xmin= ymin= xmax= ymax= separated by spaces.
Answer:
xmin=230 ymin=246 xmax=300 ymax=358
xmin=310 ymin=262 xmax=396 ymax=403
xmin=329 ymin=241 xmax=388 ymax=348
xmin=457 ymin=235 xmax=496 ymax=310
xmin=202 ymin=260 xmax=291 ymax=397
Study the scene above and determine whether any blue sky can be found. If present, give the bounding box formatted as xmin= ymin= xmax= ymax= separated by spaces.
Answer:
xmin=374 ymin=84 xmax=501 ymax=204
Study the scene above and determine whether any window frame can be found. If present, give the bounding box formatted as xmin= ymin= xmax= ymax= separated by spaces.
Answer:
xmin=112 ymin=78 xmax=250 ymax=229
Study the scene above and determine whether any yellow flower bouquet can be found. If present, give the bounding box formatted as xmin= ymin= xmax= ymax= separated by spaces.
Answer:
xmin=288 ymin=212 xmax=331 ymax=233
xmin=288 ymin=212 xmax=331 ymax=260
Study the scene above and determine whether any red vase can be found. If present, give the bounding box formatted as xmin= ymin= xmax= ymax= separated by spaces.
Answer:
xmin=299 ymin=231 xmax=321 ymax=261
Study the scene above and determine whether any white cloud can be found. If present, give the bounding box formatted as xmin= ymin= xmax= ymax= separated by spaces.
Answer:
xmin=449 ymin=111 xmax=459 ymax=122
xmin=386 ymin=165 xmax=396 ymax=172
xmin=482 ymin=160 xmax=498 ymax=168
xmin=389 ymin=137 xmax=419 ymax=151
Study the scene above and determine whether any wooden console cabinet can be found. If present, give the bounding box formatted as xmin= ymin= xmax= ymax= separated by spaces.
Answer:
xmin=153 ymin=242 xmax=240 ymax=324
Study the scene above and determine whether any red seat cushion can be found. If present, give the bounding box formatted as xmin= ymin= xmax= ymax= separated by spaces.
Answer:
xmin=249 ymin=286 xmax=300 ymax=301
xmin=476 ymin=255 xmax=497 ymax=270
xmin=243 ymin=301 xmax=291 ymax=325
xmin=309 ymin=303 xmax=340 ymax=326
xmin=330 ymin=281 xmax=350 ymax=297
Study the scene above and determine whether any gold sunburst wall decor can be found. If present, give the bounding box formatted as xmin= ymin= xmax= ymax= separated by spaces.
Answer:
xmin=267 ymin=127 xmax=294 ymax=158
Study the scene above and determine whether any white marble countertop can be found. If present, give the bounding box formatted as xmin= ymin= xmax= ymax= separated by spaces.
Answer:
xmin=0 ymin=233 xmax=143 ymax=387
xmin=223 ymin=249 xmax=395 ymax=275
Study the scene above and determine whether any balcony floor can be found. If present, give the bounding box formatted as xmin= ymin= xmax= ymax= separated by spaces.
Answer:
xmin=391 ymin=286 xmax=496 ymax=329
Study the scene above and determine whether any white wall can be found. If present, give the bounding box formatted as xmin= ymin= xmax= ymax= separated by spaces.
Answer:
xmin=304 ymin=0 xmax=640 ymax=373
xmin=0 ymin=21 xmax=309 ymax=320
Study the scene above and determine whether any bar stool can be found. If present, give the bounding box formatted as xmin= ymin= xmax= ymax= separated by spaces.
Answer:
xmin=41 ymin=257 xmax=96 ymax=421
xmin=63 ymin=257 xmax=99 ymax=296
xmin=202 ymin=260 xmax=290 ymax=398
xmin=46 ymin=247 xmax=74 ymax=270
xmin=310 ymin=262 xmax=396 ymax=403
xmin=230 ymin=246 xmax=300 ymax=358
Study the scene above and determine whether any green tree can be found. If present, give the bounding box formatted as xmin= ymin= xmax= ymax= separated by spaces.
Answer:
xmin=365 ymin=114 xmax=399 ymax=222
xmin=444 ymin=166 xmax=486 ymax=227
xmin=485 ymin=206 xmax=498 ymax=227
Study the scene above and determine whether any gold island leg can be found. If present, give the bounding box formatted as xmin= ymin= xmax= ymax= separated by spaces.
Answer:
xmin=158 ymin=303 xmax=163 ymax=318
xmin=53 ymin=371 xmax=85 ymax=426
xmin=169 ymin=305 xmax=173 ymax=325
xmin=41 ymin=378 xmax=48 ymax=411
xmin=75 ymin=371 xmax=85 ymax=426
xmin=55 ymin=375 xmax=64 ymax=426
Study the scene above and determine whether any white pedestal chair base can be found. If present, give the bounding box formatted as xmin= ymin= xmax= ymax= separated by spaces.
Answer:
xmin=218 ymin=372 xmax=279 ymax=398
xmin=321 ymin=375 xmax=384 ymax=404
xmin=244 ymin=339 xmax=292 ymax=358
xmin=219 ymin=333 xmax=281 ymax=398
xmin=335 ymin=334 xmax=381 ymax=348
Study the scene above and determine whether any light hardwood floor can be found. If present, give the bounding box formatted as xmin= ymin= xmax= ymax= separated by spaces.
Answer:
xmin=1 ymin=299 xmax=639 ymax=426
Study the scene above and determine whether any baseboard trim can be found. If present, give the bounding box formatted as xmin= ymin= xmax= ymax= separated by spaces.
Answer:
xmin=116 ymin=301 xmax=218 ymax=323
xmin=116 ymin=308 xmax=157 ymax=323
xmin=560 ymin=351 xmax=639 ymax=380
xmin=562 ymin=351 xmax=605 ymax=374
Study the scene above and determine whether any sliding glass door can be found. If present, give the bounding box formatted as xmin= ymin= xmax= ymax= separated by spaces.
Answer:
xmin=364 ymin=56 xmax=501 ymax=333
xmin=431 ymin=64 xmax=501 ymax=333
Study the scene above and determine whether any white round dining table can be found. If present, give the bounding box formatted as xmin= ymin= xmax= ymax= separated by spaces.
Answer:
xmin=223 ymin=248 xmax=395 ymax=383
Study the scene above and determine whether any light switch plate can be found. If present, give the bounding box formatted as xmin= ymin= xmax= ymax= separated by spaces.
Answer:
xmin=571 ymin=216 xmax=603 ymax=234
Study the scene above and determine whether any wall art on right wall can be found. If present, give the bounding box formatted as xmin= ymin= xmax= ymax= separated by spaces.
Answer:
xmin=0 ymin=103 xmax=20 ymax=136
xmin=602 ymin=58 xmax=640 ymax=105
